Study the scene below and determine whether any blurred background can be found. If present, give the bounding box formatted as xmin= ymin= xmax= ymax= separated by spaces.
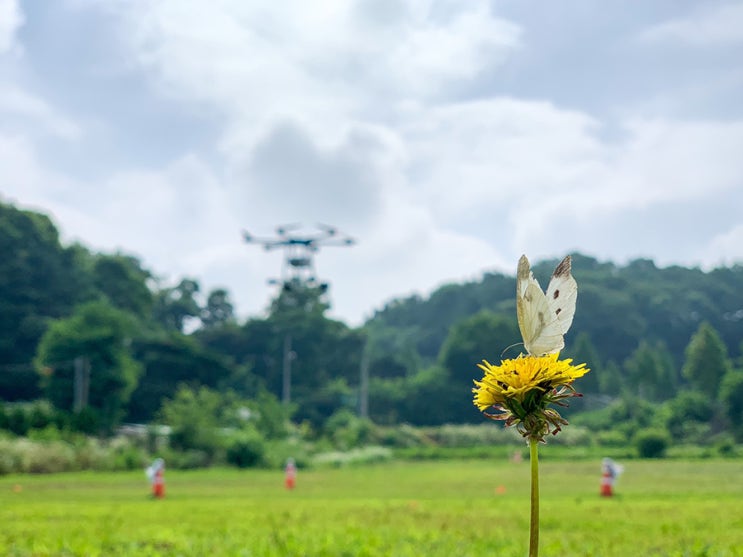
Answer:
xmin=1 ymin=0 xmax=742 ymax=471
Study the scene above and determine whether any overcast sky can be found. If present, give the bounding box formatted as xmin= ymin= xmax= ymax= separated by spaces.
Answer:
xmin=2 ymin=0 xmax=742 ymax=325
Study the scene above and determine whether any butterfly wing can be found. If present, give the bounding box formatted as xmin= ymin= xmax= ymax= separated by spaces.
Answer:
xmin=516 ymin=255 xmax=577 ymax=356
xmin=544 ymin=255 xmax=577 ymax=336
xmin=516 ymin=255 xmax=552 ymax=355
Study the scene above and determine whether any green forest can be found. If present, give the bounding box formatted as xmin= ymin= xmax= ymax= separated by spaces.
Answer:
xmin=2 ymin=199 xmax=743 ymax=470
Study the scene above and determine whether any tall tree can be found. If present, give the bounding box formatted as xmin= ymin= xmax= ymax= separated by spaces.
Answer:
xmin=0 ymin=202 xmax=87 ymax=400
xmin=126 ymin=333 xmax=234 ymax=423
xmin=437 ymin=310 xmax=521 ymax=423
xmin=200 ymin=288 xmax=235 ymax=329
xmin=563 ymin=332 xmax=601 ymax=394
xmin=718 ymin=371 xmax=743 ymax=440
xmin=153 ymin=278 xmax=201 ymax=332
xmin=91 ymin=253 xmax=154 ymax=318
xmin=262 ymin=282 xmax=364 ymax=425
xmin=623 ymin=340 xmax=677 ymax=401
xmin=681 ymin=322 xmax=732 ymax=398
xmin=35 ymin=300 xmax=142 ymax=433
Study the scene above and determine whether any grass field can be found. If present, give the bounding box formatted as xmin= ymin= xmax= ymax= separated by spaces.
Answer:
xmin=1 ymin=458 xmax=742 ymax=556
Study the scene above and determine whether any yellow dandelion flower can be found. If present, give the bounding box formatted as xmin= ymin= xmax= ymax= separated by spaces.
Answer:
xmin=473 ymin=353 xmax=589 ymax=440
xmin=473 ymin=353 xmax=589 ymax=409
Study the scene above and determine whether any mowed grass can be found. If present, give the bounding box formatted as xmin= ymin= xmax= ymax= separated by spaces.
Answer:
xmin=1 ymin=458 xmax=742 ymax=556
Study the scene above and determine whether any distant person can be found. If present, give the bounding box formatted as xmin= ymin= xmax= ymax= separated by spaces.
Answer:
xmin=146 ymin=458 xmax=165 ymax=499
xmin=600 ymin=457 xmax=624 ymax=497
xmin=284 ymin=457 xmax=297 ymax=490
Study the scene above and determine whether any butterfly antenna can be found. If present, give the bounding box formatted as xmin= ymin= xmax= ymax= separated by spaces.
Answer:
xmin=501 ymin=343 xmax=524 ymax=359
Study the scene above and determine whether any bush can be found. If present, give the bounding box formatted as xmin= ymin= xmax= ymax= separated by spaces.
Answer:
xmin=323 ymin=409 xmax=376 ymax=450
xmin=375 ymin=424 xmax=435 ymax=448
xmin=549 ymin=425 xmax=592 ymax=446
xmin=0 ymin=439 xmax=17 ymax=474
xmin=6 ymin=406 xmax=30 ymax=436
xmin=261 ymin=437 xmax=311 ymax=469
xmin=421 ymin=424 xmax=521 ymax=448
xmin=226 ymin=428 xmax=266 ymax=468
xmin=595 ymin=429 xmax=628 ymax=447
xmin=664 ymin=390 xmax=714 ymax=442
xmin=712 ymin=433 xmax=737 ymax=457
xmin=26 ymin=424 xmax=64 ymax=442
xmin=575 ymin=398 xmax=659 ymax=435
xmin=0 ymin=436 xmax=150 ymax=474
xmin=312 ymin=446 xmax=392 ymax=467
xmin=68 ymin=407 xmax=100 ymax=435
xmin=634 ymin=428 xmax=671 ymax=458
xmin=158 ymin=385 xmax=227 ymax=454
xmin=16 ymin=439 xmax=77 ymax=473
xmin=72 ymin=438 xmax=110 ymax=470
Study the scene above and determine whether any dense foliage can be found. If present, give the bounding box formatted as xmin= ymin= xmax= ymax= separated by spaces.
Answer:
xmin=1 ymin=199 xmax=743 ymax=455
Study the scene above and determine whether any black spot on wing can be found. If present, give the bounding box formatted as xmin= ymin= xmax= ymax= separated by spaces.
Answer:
xmin=553 ymin=289 xmax=560 ymax=299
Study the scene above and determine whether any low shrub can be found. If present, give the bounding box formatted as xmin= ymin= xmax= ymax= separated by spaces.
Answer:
xmin=73 ymin=438 xmax=110 ymax=470
xmin=634 ymin=428 xmax=671 ymax=458
xmin=374 ymin=423 xmax=435 ymax=448
xmin=324 ymin=409 xmax=376 ymax=450
xmin=16 ymin=439 xmax=77 ymax=474
xmin=595 ymin=429 xmax=628 ymax=447
xmin=312 ymin=446 xmax=392 ymax=467
xmin=420 ymin=424 xmax=521 ymax=448
xmin=261 ymin=437 xmax=311 ymax=470
xmin=226 ymin=428 xmax=266 ymax=468
xmin=548 ymin=425 xmax=592 ymax=446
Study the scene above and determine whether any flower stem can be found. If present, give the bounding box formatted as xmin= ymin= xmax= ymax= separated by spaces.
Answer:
xmin=529 ymin=437 xmax=539 ymax=557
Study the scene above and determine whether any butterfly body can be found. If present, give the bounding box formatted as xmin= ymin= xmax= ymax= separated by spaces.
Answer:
xmin=516 ymin=255 xmax=577 ymax=356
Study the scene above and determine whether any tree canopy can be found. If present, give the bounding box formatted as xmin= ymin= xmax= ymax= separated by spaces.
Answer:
xmin=1 ymin=200 xmax=742 ymax=438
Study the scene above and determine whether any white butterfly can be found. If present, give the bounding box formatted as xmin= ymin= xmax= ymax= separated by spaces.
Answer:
xmin=516 ymin=254 xmax=577 ymax=356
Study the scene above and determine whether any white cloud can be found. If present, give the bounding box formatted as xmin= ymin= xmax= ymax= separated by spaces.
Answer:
xmin=3 ymin=1 xmax=743 ymax=324
xmin=321 ymin=188 xmax=506 ymax=323
xmin=70 ymin=155 xmax=238 ymax=265
xmin=709 ymin=223 xmax=743 ymax=266
xmin=0 ymin=86 xmax=82 ymax=139
xmin=400 ymin=98 xmax=605 ymax=222
xmin=496 ymin=116 xmax=743 ymax=267
xmin=99 ymin=1 xmax=520 ymax=132
xmin=0 ymin=0 xmax=23 ymax=55
xmin=639 ymin=3 xmax=743 ymax=45
xmin=243 ymin=120 xmax=385 ymax=229
xmin=0 ymin=133 xmax=77 ymax=203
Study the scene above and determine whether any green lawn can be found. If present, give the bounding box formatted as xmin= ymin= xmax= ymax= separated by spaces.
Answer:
xmin=1 ymin=458 xmax=742 ymax=556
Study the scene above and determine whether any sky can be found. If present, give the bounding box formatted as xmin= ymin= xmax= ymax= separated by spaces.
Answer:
xmin=1 ymin=0 xmax=743 ymax=326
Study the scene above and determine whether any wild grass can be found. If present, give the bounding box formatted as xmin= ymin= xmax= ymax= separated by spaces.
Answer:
xmin=1 ymin=458 xmax=742 ymax=556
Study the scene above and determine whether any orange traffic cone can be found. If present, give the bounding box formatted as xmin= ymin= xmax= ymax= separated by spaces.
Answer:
xmin=284 ymin=458 xmax=297 ymax=490
xmin=600 ymin=457 xmax=623 ymax=497
xmin=153 ymin=467 xmax=165 ymax=498
xmin=147 ymin=458 xmax=165 ymax=499
xmin=600 ymin=468 xmax=613 ymax=497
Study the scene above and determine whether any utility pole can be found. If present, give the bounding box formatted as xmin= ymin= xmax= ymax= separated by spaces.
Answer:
xmin=243 ymin=224 xmax=355 ymax=407
xmin=282 ymin=334 xmax=294 ymax=405
xmin=73 ymin=356 xmax=90 ymax=413
xmin=359 ymin=342 xmax=370 ymax=419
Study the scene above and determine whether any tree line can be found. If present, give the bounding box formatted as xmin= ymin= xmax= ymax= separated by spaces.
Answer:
xmin=1 ymin=200 xmax=742 ymax=443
